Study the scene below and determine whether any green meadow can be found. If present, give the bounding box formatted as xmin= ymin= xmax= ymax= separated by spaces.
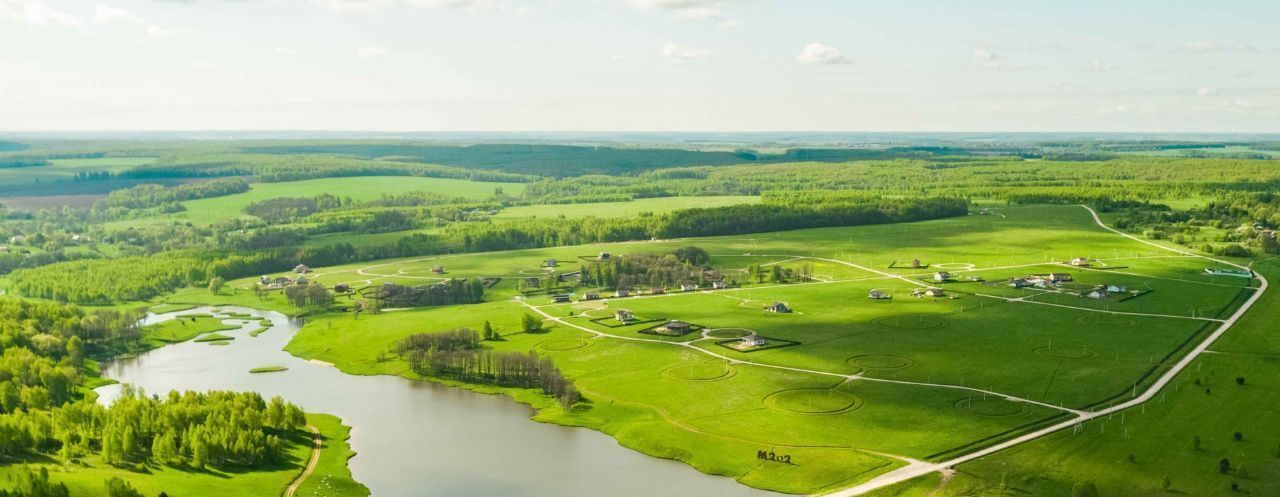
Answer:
xmin=276 ymin=204 xmax=1252 ymax=494
xmin=107 ymin=176 xmax=526 ymax=228
xmin=0 ymin=157 xmax=156 ymax=187
xmin=869 ymin=261 xmax=1280 ymax=497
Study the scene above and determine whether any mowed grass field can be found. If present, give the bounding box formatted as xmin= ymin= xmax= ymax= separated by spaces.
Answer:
xmin=0 ymin=413 xmax=365 ymax=497
xmin=107 ymin=176 xmax=526 ymax=228
xmin=267 ymin=205 xmax=1262 ymax=494
xmin=869 ymin=260 xmax=1280 ymax=497
xmin=493 ymin=195 xmax=760 ymax=219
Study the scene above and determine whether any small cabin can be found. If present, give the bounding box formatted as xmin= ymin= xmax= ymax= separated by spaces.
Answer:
xmin=680 ymin=283 xmax=697 ymax=292
xmin=598 ymin=252 xmax=612 ymax=260
xmin=523 ymin=277 xmax=542 ymax=287
xmin=1047 ymin=273 xmax=1072 ymax=283
xmin=659 ymin=320 xmax=692 ymax=335
xmin=649 ymin=287 xmax=666 ymax=295
xmin=740 ymin=336 xmax=767 ymax=348
xmin=259 ymin=275 xmax=272 ymax=284
xmin=1069 ymin=257 xmax=1090 ymax=267
xmin=431 ymin=266 xmax=446 ymax=274
xmin=552 ymin=294 xmax=571 ymax=303
xmin=615 ymin=289 xmax=631 ymax=298
xmin=868 ymin=289 xmax=891 ymax=299
xmin=711 ymin=281 xmax=728 ymax=290
xmin=334 ymin=284 xmax=350 ymax=293
xmin=765 ymin=302 xmax=792 ymax=313
xmin=1009 ymin=278 xmax=1031 ymax=288
xmin=933 ymin=271 xmax=952 ymax=282
xmin=1085 ymin=289 xmax=1107 ymax=299
xmin=583 ymin=291 xmax=601 ymax=300
xmin=544 ymin=259 xmax=558 ymax=267
xmin=294 ymin=264 xmax=310 ymax=274
xmin=1105 ymin=284 xmax=1127 ymax=293
xmin=914 ymin=288 xmax=945 ymax=298
xmin=615 ymin=309 xmax=634 ymax=322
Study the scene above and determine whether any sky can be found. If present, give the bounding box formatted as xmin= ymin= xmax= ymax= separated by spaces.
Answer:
xmin=1 ymin=0 xmax=1278 ymax=132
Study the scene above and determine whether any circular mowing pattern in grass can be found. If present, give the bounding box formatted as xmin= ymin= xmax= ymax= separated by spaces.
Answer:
xmin=1033 ymin=346 xmax=1097 ymax=360
xmin=537 ymin=338 xmax=592 ymax=352
xmin=954 ymin=397 xmax=1029 ymax=417
xmin=661 ymin=362 xmax=738 ymax=382
xmin=705 ymin=328 xmax=755 ymax=339
xmin=1072 ymin=314 xmax=1136 ymax=328
xmin=1195 ymin=304 xmax=1225 ymax=317
xmin=735 ymin=299 xmax=773 ymax=309
xmin=848 ymin=354 xmax=915 ymax=370
xmin=764 ymin=389 xmax=863 ymax=415
xmin=931 ymin=262 xmax=977 ymax=270
xmin=872 ymin=314 xmax=950 ymax=330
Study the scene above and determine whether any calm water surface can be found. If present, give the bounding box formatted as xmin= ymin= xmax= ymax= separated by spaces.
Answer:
xmin=96 ymin=307 xmax=780 ymax=497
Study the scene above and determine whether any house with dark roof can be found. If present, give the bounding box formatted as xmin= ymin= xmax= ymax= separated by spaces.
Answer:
xmin=765 ymin=302 xmax=792 ymax=313
xmin=659 ymin=320 xmax=692 ymax=335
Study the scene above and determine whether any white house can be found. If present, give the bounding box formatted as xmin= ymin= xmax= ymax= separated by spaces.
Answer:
xmin=933 ymin=272 xmax=952 ymax=282
xmin=740 ymin=336 xmax=767 ymax=348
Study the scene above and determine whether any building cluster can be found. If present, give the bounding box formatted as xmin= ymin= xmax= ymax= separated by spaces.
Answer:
xmin=259 ymin=264 xmax=315 ymax=290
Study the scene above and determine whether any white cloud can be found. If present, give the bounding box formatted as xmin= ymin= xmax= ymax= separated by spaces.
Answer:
xmin=1082 ymin=60 xmax=1117 ymax=72
xmin=269 ymin=47 xmax=298 ymax=56
xmin=146 ymin=24 xmax=173 ymax=38
xmin=661 ymin=42 xmax=712 ymax=63
xmin=628 ymin=0 xmax=739 ymax=26
xmin=93 ymin=4 xmax=139 ymax=24
xmin=1181 ymin=41 xmax=1257 ymax=53
xmin=796 ymin=43 xmax=850 ymax=65
xmin=7 ymin=1 xmax=83 ymax=28
xmin=327 ymin=0 xmax=500 ymax=13
xmin=189 ymin=61 xmax=218 ymax=69
xmin=357 ymin=45 xmax=389 ymax=58
xmin=1196 ymin=87 xmax=1217 ymax=96
xmin=971 ymin=48 xmax=999 ymax=66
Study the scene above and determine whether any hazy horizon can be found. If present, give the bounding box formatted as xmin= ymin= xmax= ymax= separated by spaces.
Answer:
xmin=3 ymin=0 xmax=1279 ymax=133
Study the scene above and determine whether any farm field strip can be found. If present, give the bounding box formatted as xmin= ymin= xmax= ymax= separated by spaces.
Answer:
xmin=522 ymin=298 xmax=1085 ymax=416
xmin=822 ymin=206 xmax=1271 ymax=496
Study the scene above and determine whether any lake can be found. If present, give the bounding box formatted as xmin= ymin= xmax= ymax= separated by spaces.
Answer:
xmin=97 ymin=307 xmax=780 ymax=497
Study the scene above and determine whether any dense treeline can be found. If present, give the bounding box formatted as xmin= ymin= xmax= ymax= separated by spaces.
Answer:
xmin=657 ymin=196 xmax=968 ymax=238
xmin=582 ymin=251 xmax=707 ymax=290
xmin=94 ymin=178 xmax=250 ymax=211
xmin=398 ymin=329 xmax=580 ymax=408
xmin=367 ymin=278 xmax=486 ymax=308
xmin=0 ymin=389 xmax=305 ymax=469
xmin=122 ymin=153 xmax=534 ymax=183
xmin=11 ymin=256 xmax=198 ymax=304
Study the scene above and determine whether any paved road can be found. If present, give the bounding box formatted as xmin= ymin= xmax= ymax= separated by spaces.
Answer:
xmin=284 ymin=425 xmax=323 ymax=497
xmin=821 ymin=205 xmax=1270 ymax=496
